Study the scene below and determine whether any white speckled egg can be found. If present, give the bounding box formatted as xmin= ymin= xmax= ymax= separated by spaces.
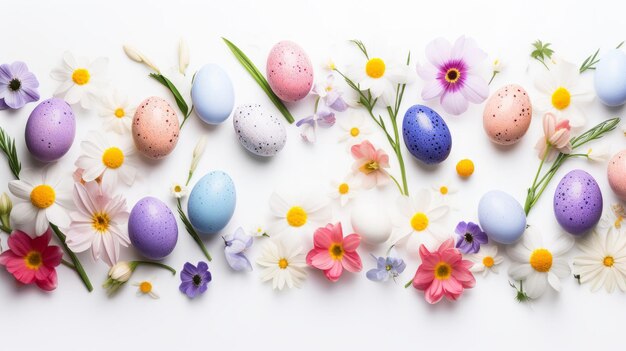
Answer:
xmin=132 ymin=97 xmax=180 ymax=159
xmin=233 ymin=104 xmax=286 ymax=157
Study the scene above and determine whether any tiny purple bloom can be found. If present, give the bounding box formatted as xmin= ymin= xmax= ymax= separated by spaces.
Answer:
xmin=366 ymin=254 xmax=406 ymax=282
xmin=0 ymin=61 xmax=40 ymax=110
xmin=179 ymin=261 xmax=212 ymax=298
xmin=295 ymin=110 xmax=336 ymax=143
xmin=312 ymin=74 xmax=348 ymax=112
xmin=223 ymin=227 xmax=253 ymax=272
xmin=454 ymin=221 xmax=488 ymax=254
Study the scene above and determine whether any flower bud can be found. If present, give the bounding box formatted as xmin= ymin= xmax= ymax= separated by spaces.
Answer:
xmin=0 ymin=192 xmax=12 ymax=215
xmin=190 ymin=136 xmax=207 ymax=174
xmin=123 ymin=44 xmax=160 ymax=73
xmin=102 ymin=261 xmax=137 ymax=294
xmin=178 ymin=38 xmax=190 ymax=75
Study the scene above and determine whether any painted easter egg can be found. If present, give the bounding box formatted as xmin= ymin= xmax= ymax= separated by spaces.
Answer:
xmin=132 ymin=97 xmax=180 ymax=159
xmin=233 ymin=104 xmax=287 ymax=157
xmin=594 ymin=49 xmax=626 ymax=107
xmin=608 ymin=150 xmax=626 ymax=199
xmin=188 ymin=171 xmax=236 ymax=234
xmin=191 ymin=64 xmax=235 ymax=125
xmin=24 ymin=98 xmax=75 ymax=162
xmin=478 ymin=190 xmax=526 ymax=244
xmin=266 ymin=41 xmax=313 ymax=102
xmin=402 ymin=104 xmax=452 ymax=164
xmin=350 ymin=200 xmax=392 ymax=245
xmin=483 ymin=84 xmax=532 ymax=145
xmin=128 ymin=196 xmax=178 ymax=260
xmin=553 ymin=169 xmax=603 ymax=236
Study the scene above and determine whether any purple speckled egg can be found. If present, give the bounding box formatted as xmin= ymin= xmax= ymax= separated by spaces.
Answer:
xmin=266 ymin=41 xmax=313 ymax=102
xmin=25 ymin=98 xmax=75 ymax=162
xmin=128 ymin=196 xmax=178 ymax=260
xmin=553 ymin=169 xmax=603 ymax=236
xmin=132 ymin=97 xmax=180 ymax=159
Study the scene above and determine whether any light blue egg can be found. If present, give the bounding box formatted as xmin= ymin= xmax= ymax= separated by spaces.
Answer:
xmin=191 ymin=64 xmax=235 ymax=124
xmin=478 ymin=190 xmax=526 ymax=244
xmin=188 ymin=171 xmax=236 ymax=234
xmin=594 ymin=49 xmax=626 ymax=107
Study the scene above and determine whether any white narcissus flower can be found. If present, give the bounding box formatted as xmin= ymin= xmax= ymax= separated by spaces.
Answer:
xmin=50 ymin=51 xmax=108 ymax=110
xmin=75 ymin=132 xmax=138 ymax=187
xmin=8 ymin=167 xmax=72 ymax=236
xmin=170 ymin=183 xmax=189 ymax=199
xmin=337 ymin=113 xmax=373 ymax=146
xmin=573 ymin=229 xmax=626 ymax=293
xmin=329 ymin=176 xmax=359 ymax=207
xmin=257 ymin=239 xmax=307 ymax=290
xmin=507 ymin=227 xmax=574 ymax=299
xmin=99 ymin=90 xmax=135 ymax=134
xmin=268 ymin=191 xmax=331 ymax=240
xmin=467 ymin=245 xmax=503 ymax=277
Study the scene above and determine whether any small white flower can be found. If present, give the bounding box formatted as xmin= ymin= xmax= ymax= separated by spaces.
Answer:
xmin=50 ymin=51 xmax=108 ymax=110
xmin=467 ymin=245 xmax=503 ymax=277
xmin=338 ymin=113 xmax=373 ymax=146
xmin=573 ymin=229 xmax=626 ymax=293
xmin=99 ymin=90 xmax=135 ymax=134
xmin=170 ymin=183 xmax=189 ymax=199
xmin=75 ymin=132 xmax=138 ymax=187
xmin=123 ymin=44 xmax=160 ymax=73
xmin=249 ymin=225 xmax=268 ymax=237
xmin=133 ymin=280 xmax=159 ymax=299
xmin=190 ymin=136 xmax=208 ymax=175
xmin=598 ymin=203 xmax=626 ymax=236
xmin=430 ymin=179 xmax=458 ymax=208
xmin=268 ymin=190 xmax=331 ymax=241
xmin=257 ymin=239 xmax=307 ymax=290
xmin=324 ymin=58 xmax=336 ymax=71
xmin=585 ymin=144 xmax=610 ymax=162
xmin=492 ymin=58 xmax=504 ymax=73
xmin=329 ymin=176 xmax=359 ymax=207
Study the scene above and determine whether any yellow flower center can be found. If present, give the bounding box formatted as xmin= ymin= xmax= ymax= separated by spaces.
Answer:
xmin=439 ymin=186 xmax=449 ymax=195
xmin=174 ymin=185 xmax=182 ymax=193
xmin=114 ymin=108 xmax=125 ymax=118
xmin=410 ymin=212 xmax=429 ymax=232
xmin=325 ymin=85 xmax=333 ymax=92
xmin=286 ymin=206 xmax=307 ymax=227
xmin=92 ymin=212 xmax=110 ymax=232
xmin=24 ymin=251 xmax=42 ymax=270
xmin=434 ymin=262 xmax=452 ymax=280
xmin=338 ymin=183 xmax=350 ymax=195
xmin=359 ymin=161 xmax=379 ymax=175
xmin=445 ymin=68 xmax=461 ymax=83
xmin=139 ymin=281 xmax=152 ymax=294
xmin=102 ymin=147 xmax=124 ymax=169
xmin=365 ymin=58 xmax=386 ymax=78
xmin=30 ymin=185 xmax=56 ymax=209
xmin=329 ymin=243 xmax=344 ymax=260
xmin=350 ymin=127 xmax=360 ymax=137
xmin=278 ymin=258 xmax=289 ymax=269
xmin=603 ymin=256 xmax=615 ymax=267
xmin=529 ymin=248 xmax=553 ymax=272
xmin=615 ymin=216 xmax=623 ymax=229
xmin=71 ymin=68 xmax=90 ymax=85
xmin=551 ymin=87 xmax=571 ymax=110
xmin=483 ymin=256 xmax=495 ymax=268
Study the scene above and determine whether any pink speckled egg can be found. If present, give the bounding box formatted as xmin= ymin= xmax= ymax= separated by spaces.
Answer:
xmin=132 ymin=97 xmax=180 ymax=159
xmin=483 ymin=84 xmax=532 ymax=145
xmin=266 ymin=41 xmax=313 ymax=102
xmin=608 ymin=150 xmax=626 ymax=199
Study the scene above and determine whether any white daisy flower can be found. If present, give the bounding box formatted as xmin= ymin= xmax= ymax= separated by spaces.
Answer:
xmin=170 ymin=182 xmax=188 ymax=199
xmin=133 ymin=279 xmax=159 ymax=299
xmin=50 ymin=51 xmax=108 ymax=110
xmin=467 ymin=245 xmax=503 ymax=277
xmin=249 ymin=224 xmax=268 ymax=237
xmin=431 ymin=179 xmax=458 ymax=208
xmin=598 ymin=203 xmax=626 ymax=236
xmin=257 ymin=239 xmax=307 ymax=290
xmin=392 ymin=189 xmax=450 ymax=253
xmin=329 ymin=176 xmax=359 ymax=207
xmin=75 ymin=132 xmax=138 ymax=187
xmin=507 ymin=227 xmax=574 ymax=299
xmin=268 ymin=190 xmax=331 ymax=240
xmin=337 ymin=113 xmax=373 ymax=146
xmin=533 ymin=58 xmax=594 ymax=128
xmin=99 ymin=91 xmax=135 ymax=134
xmin=573 ymin=229 xmax=626 ymax=293
xmin=8 ymin=167 xmax=72 ymax=236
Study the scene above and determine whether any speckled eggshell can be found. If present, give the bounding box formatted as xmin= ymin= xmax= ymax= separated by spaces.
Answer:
xmin=594 ymin=49 xmax=626 ymax=106
xmin=483 ymin=84 xmax=532 ymax=145
xmin=553 ymin=169 xmax=603 ymax=236
xmin=132 ymin=97 xmax=180 ymax=159
xmin=25 ymin=98 xmax=75 ymax=162
xmin=188 ymin=171 xmax=236 ymax=234
xmin=128 ymin=197 xmax=178 ymax=260
xmin=402 ymin=104 xmax=452 ymax=165
xmin=191 ymin=64 xmax=235 ymax=125
xmin=233 ymin=104 xmax=287 ymax=157
xmin=478 ymin=190 xmax=526 ymax=244
xmin=607 ymin=150 xmax=626 ymax=199
xmin=266 ymin=41 xmax=313 ymax=102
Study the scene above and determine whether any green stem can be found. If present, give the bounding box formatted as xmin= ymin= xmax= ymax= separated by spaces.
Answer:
xmin=388 ymin=106 xmax=409 ymax=196
xmin=404 ymin=279 xmax=412 ymax=288
xmin=488 ymin=71 xmax=498 ymax=85
xmin=50 ymin=223 xmax=93 ymax=292
xmin=0 ymin=224 xmax=11 ymax=234
xmin=388 ymin=174 xmax=404 ymax=195
xmin=61 ymin=259 xmax=75 ymax=269
xmin=180 ymin=105 xmax=195 ymax=129
xmin=134 ymin=260 xmax=176 ymax=275
xmin=177 ymin=199 xmax=212 ymax=261
xmin=185 ymin=171 xmax=193 ymax=186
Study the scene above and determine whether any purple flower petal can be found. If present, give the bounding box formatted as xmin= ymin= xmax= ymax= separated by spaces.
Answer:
xmin=316 ymin=111 xmax=336 ymax=128
xmin=328 ymin=96 xmax=348 ymax=112
xmin=440 ymin=89 xmax=469 ymax=115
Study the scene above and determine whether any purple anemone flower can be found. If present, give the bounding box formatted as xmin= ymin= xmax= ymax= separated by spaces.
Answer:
xmin=454 ymin=221 xmax=488 ymax=254
xmin=0 ymin=61 xmax=40 ymax=110
xmin=179 ymin=261 xmax=212 ymax=298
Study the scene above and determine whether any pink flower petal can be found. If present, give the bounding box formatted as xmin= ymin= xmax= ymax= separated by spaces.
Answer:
xmin=412 ymin=268 xmax=434 ymax=290
xmin=306 ymin=250 xmax=334 ymax=270
xmin=35 ymin=269 xmax=57 ymax=291
xmin=342 ymin=234 xmax=361 ymax=252
xmin=460 ymin=74 xmax=488 ymax=104
xmin=328 ymin=222 xmax=343 ymax=243
xmin=313 ymin=227 xmax=333 ymax=249
xmin=7 ymin=231 xmax=32 ymax=256
xmin=341 ymin=251 xmax=362 ymax=272
xmin=440 ymin=90 xmax=469 ymax=115
xmin=324 ymin=261 xmax=343 ymax=282
xmin=425 ymin=279 xmax=444 ymax=304
xmin=421 ymin=79 xmax=445 ymax=100
xmin=425 ymin=38 xmax=452 ymax=67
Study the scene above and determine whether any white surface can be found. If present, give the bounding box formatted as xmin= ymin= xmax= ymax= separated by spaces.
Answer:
xmin=1 ymin=0 xmax=625 ymax=350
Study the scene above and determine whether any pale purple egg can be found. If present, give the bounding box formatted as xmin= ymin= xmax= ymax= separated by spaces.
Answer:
xmin=132 ymin=97 xmax=180 ymax=159
xmin=553 ymin=169 xmax=603 ymax=236
xmin=128 ymin=196 xmax=178 ymax=260
xmin=25 ymin=98 xmax=75 ymax=162
xmin=266 ymin=41 xmax=314 ymax=102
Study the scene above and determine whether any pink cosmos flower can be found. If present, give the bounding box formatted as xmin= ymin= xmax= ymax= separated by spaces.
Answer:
xmin=0 ymin=229 xmax=62 ymax=291
xmin=350 ymin=140 xmax=390 ymax=189
xmin=412 ymin=238 xmax=475 ymax=304
xmin=417 ymin=36 xmax=488 ymax=115
xmin=535 ymin=112 xmax=572 ymax=161
xmin=306 ymin=222 xmax=362 ymax=282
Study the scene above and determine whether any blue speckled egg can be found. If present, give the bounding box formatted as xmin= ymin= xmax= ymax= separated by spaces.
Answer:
xmin=402 ymin=105 xmax=452 ymax=164
xmin=25 ymin=98 xmax=75 ymax=162
xmin=191 ymin=64 xmax=235 ymax=124
xmin=188 ymin=171 xmax=236 ymax=234
xmin=553 ymin=169 xmax=603 ymax=236
xmin=128 ymin=197 xmax=178 ymax=260
xmin=594 ymin=49 xmax=626 ymax=107
xmin=478 ymin=190 xmax=526 ymax=244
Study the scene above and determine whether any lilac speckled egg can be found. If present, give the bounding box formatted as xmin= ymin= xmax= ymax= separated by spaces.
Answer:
xmin=128 ymin=196 xmax=178 ymax=260
xmin=132 ymin=97 xmax=180 ymax=159
xmin=553 ymin=169 xmax=603 ymax=236
xmin=483 ymin=84 xmax=532 ymax=145
xmin=608 ymin=150 xmax=626 ymax=199
xmin=402 ymin=104 xmax=452 ymax=165
xmin=266 ymin=41 xmax=313 ymax=102
xmin=25 ymin=98 xmax=75 ymax=162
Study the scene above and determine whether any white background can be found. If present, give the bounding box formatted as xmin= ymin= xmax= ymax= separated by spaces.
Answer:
xmin=1 ymin=0 xmax=625 ymax=350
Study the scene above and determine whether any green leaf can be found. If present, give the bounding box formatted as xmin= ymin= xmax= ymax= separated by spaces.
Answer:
xmin=149 ymin=73 xmax=189 ymax=117
xmin=222 ymin=38 xmax=295 ymax=124
xmin=0 ymin=127 xmax=21 ymax=180
xmin=531 ymin=40 xmax=554 ymax=70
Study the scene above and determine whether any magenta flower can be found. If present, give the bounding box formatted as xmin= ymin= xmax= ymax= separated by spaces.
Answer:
xmin=0 ymin=61 xmax=40 ymax=110
xmin=417 ymin=36 xmax=488 ymax=115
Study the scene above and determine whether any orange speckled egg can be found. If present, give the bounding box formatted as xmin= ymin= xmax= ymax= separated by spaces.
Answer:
xmin=132 ymin=97 xmax=180 ymax=159
xmin=483 ymin=84 xmax=532 ymax=145
xmin=608 ymin=150 xmax=626 ymax=200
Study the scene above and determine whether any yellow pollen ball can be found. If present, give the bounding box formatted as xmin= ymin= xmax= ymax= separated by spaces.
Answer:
xmin=338 ymin=183 xmax=350 ymax=195
xmin=439 ymin=186 xmax=449 ymax=195
xmin=102 ymin=147 xmax=125 ymax=169
xmin=365 ymin=58 xmax=386 ymax=78
xmin=139 ymin=281 xmax=152 ymax=294
xmin=551 ymin=87 xmax=571 ymax=110
xmin=456 ymin=159 xmax=474 ymax=177
xmin=114 ymin=108 xmax=125 ymax=118
xmin=434 ymin=262 xmax=452 ymax=280
xmin=603 ymin=256 xmax=615 ymax=267
xmin=71 ymin=68 xmax=90 ymax=85
xmin=92 ymin=212 xmax=110 ymax=232
xmin=30 ymin=185 xmax=56 ymax=209
xmin=24 ymin=251 xmax=43 ymax=270
xmin=278 ymin=258 xmax=289 ymax=269
xmin=410 ymin=212 xmax=429 ymax=232
xmin=483 ymin=256 xmax=495 ymax=268
xmin=350 ymin=127 xmax=360 ymax=137
xmin=286 ymin=206 xmax=307 ymax=227
xmin=529 ymin=248 xmax=553 ymax=272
